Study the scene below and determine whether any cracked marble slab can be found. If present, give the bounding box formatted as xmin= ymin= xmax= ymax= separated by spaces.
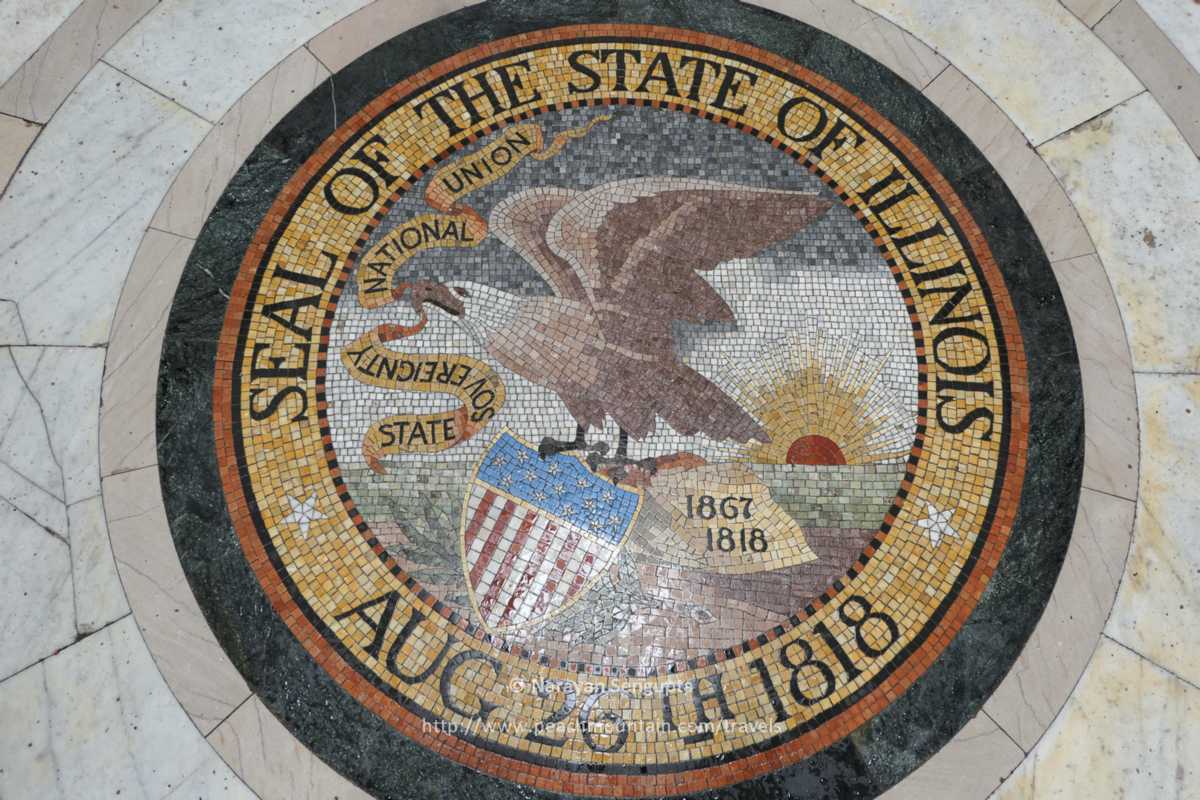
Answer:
xmin=0 ymin=345 xmax=128 ymax=665
xmin=983 ymin=488 xmax=1133 ymax=750
xmin=0 ymin=0 xmax=83 ymax=87
xmin=104 ymin=465 xmax=251 ymax=734
xmin=0 ymin=63 xmax=209 ymax=346
xmin=1039 ymin=91 xmax=1200 ymax=373
xmin=992 ymin=637 xmax=1198 ymax=798
xmin=1136 ymin=0 xmax=1200 ymax=77
xmin=307 ymin=0 xmax=487 ymax=75
xmin=208 ymin=696 xmax=372 ymax=800
xmin=922 ymin=66 xmax=1094 ymax=263
xmin=0 ymin=616 xmax=253 ymax=799
xmin=0 ymin=113 xmax=39 ymax=199
xmin=0 ymin=0 xmax=158 ymax=124
xmin=744 ymin=0 xmax=947 ymax=89
xmin=857 ymin=0 xmax=1143 ymax=144
xmin=1105 ymin=375 xmax=1200 ymax=689
xmin=151 ymin=47 xmax=329 ymax=239
xmin=1096 ymin=0 xmax=1200 ymax=156
xmin=879 ymin=712 xmax=1023 ymax=799
xmin=105 ymin=0 xmax=370 ymax=122
xmin=1060 ymin=0 xmax=1120 ymax=28
xmin=0 ymin=497 xmax=75 ymax=680
xmin=100 ymin=229 xmax=195 ymax=476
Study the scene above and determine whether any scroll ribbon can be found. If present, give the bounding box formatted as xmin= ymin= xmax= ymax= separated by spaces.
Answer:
xmin=341 ymin=325 xmax=506 ymax=473
xmin=356 ymin=116 xmax=611 ymax=308
xmin=343 ymin=116 xmax=611 ymax=473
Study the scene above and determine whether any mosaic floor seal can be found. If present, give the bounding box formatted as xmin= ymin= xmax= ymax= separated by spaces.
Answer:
xmin=159 ymin=3 xmax=1083 ymax=797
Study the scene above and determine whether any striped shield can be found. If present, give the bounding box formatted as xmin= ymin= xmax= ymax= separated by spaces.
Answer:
xmin=460 ymin=431 xmax=641 ymax=633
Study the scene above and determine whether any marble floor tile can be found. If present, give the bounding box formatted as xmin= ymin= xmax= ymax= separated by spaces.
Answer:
xmin=1105 ymin=375 xmax=1200 ymax=689
xmin=1039 ymin=91 xmax=1200 ymax=373
xmin=743 ymin=0 xmax=947 ymax=89
xmin=0 ymin=616 xmax=252 ymax=799
xmin=984 ymin=488 xmax=1133 ymax=749
xmin=1136 ymin=0 xmax=1200 ymax=76
xmin=0 ymin=349 xmax=68 ymax=534
xmin=151 ymin=48 xmax=329 ymax=239
xmin=879 ymin=712 xmax=1023 ymax=799
xmin=0 ymin=0 xmax=83 ymax=87
xmin=859 ymin=0 xmax=1142 ymax=144
xmin=0 ymin=0 xmax=158 ymax=124
xmin=1060 ymin=0 xmax=1120 ymax=28
xmin=0 ymin=63 xmax=209 ymax=346
xmin=923 ymin=66 xmax=1094 ymax=262
xmin=208 ymin=697 xmax=372 ymax=800
xmin=100 ymin=230 xmax=195 ymax=476
xmin=0 ymin=300 xmax=25 ymax=342
xmin=1051 ymin=254 xmax=1138 ymax=500
xmin=1096 ymin=0 xmax=1200 ymax=156
xmin=308 ymin=0 xmax=485 ymax=74
xmin=103 ymin=466 xmax=251 ymax=733
xmin=10 ymin=347 xmax=104 ymax=505
xmin=0 ymin=497 xmax=75 ymax=681
xmin=67 ymin=494 xmax=129 ymax=635
xmin=105 ymin=0 xmax=369 ymax=122
xmin=992 ymin=637 xmax=1199 ymax=798
xmin=0 ymin=113 xmax=38 ymax=197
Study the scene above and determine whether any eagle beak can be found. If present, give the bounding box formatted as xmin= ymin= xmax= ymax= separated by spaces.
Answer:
xmin=432 ymin=284 xmax=465 ymax=317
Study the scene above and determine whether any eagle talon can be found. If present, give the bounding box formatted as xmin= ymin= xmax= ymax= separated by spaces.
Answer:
xmin=539 ymin=425 xmax=611 ymax=461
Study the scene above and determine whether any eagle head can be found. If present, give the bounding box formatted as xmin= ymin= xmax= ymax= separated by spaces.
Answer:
xmin=397 ymin=280 xmax=468 ymax=317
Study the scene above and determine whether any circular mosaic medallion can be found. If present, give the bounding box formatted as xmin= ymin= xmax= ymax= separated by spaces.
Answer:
xmin=160 ymin=4 xmax=1082 ymax=798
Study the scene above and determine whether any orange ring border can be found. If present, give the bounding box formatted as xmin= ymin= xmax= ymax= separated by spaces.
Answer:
xmin=212 ymin=24 xmax=1030 ymax=797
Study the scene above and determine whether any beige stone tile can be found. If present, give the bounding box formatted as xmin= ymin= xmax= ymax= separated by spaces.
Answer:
xmin=0 ymin=0 xmax=82 ymax=87
xmin=0 ymin=63 xmax=210 ymax=346
xmin=984 ymin=488 xmax=1133 ymax=749
xmin=151 ymin=48 xmax=328 ymax=239
xmin=880 ymin=712 xmax=1023 ymax=799
xmin=1060 ymin=0 xmax=1120 ymax=27
xmin=923 ymin=67 xmax=1093 ymax=262
xmin=1039 ymin=92 xmax=1200 ymax=372
xmin=1137 ymin=0 xmax=1200 ymax=75
xmin=992 ymin=637 xmax=1199 ymax=799
xmin=1096 ymin=0 xmax=1200 ymax=156
xmin=1105 ymin=375 xmax=1200 ymax=688
xmin=0 ymin=113 xmax=38 ymax=197
xmin=308 ymin=0 xmax=485 ymax=74
xmin=208 ymin=697 xmax=372 ymax=800
xmin=105 ymin=0 xmax=368 ymax=122
xmin=0 ymin=0 xmax=158 ymax=124
xmin=0 ymin=616 xmax=253 ymax=799
xmin=100 ymin=230 xmax=195 ymax=476
xmin=696 ymin=0 xmax=949 ymax=90
xmin=1052 ymin=254 xmax=1138 ymax=499
xmin=103 ymin=466 xmax=251 ymax=734
xmin=860 ymin=0 xmax=1142 ymax=144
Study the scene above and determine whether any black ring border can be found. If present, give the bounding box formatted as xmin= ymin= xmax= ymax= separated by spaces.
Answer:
xmin=157 ymin=2 xmax=1083 ymax=798
xmin=229 ymin=31 xmax=1004 ymax=773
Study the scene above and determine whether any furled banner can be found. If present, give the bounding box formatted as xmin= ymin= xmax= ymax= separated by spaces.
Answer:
xmin=342 ymin=116 xmax=610 ymax=473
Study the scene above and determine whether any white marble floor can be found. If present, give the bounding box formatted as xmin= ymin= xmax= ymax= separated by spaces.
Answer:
xmin=0 ymin=1 xmax=1196 ymax=798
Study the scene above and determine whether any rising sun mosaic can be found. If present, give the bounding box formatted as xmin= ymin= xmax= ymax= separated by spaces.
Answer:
xmin=208 ymin=24 xmax=1031 ymax=797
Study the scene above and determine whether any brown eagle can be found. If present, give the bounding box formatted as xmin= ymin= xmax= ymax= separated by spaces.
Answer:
xmin=399 ymin=177 xmax=834 ymax=469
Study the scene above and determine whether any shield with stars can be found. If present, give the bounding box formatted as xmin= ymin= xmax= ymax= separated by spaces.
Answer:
xmin=459 ymin=430 xmax=642 ymax=634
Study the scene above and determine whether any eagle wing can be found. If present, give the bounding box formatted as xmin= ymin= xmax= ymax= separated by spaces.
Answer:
xmin=488 ymin=186 xmax=588 ymax=301
xmin=545 ymin=177 xmax=835 ymax=357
